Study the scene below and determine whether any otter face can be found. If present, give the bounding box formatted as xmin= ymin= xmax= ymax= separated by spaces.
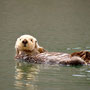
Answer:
xmin=15 ymin=35 xmax=37 ymax=51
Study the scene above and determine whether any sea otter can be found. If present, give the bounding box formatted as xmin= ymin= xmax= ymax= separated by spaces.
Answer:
xmin=15 ymin=35 xmax=90 ymax=66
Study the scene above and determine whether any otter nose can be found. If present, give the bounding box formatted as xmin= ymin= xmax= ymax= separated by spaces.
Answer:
xmin=22 ymin=39 xmax=28 ymax=44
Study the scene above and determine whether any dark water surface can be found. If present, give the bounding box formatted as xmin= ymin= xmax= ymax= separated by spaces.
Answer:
xmin=0 ymin=0 xmax=90 ymax=90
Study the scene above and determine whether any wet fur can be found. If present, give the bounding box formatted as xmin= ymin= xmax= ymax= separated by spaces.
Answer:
xmin=15 ymin=35 xmax=90 ymax=66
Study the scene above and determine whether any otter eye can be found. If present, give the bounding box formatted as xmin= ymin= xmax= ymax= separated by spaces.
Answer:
xmin=31 ymin=39 xmax=33 ymax=42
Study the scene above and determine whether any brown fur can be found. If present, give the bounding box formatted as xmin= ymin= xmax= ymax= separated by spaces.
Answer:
xmin=71 ymin=51 xmax=90 ymax=64
xmin=15 ymin=52 xmax=86 ymax=66
xmin=38 ymin=47 xmax=46 ymax=53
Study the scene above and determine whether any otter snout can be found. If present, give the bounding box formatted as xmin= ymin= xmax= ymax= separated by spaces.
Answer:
xmin=22 ymin=39 xmax=28 ymax=46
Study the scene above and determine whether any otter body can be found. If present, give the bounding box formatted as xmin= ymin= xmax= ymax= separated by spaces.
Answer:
xmin=15 ymin=51 xmax=86 ymax=66
xmin=15 ymin=35 xmax=90 ymax=66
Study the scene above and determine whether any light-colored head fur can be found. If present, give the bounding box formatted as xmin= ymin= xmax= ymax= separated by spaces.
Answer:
xmin=15 ymin=35 xmax=45 ymax=56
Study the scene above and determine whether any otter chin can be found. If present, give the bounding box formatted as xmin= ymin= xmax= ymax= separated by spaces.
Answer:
xmin=15 ymin=35 xmax=90 ymax=66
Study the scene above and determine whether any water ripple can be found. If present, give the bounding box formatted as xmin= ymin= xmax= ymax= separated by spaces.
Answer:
xmin=72 ymin=74 xmax=86 ymax=77
xmin=86 ymin=70 xmax=90 ymax=72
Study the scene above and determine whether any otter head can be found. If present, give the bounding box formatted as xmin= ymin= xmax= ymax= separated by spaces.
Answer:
xmin=15 ymin=35 xmax=39 ymax=52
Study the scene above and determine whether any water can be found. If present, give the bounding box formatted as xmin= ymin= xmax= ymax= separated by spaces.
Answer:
xmin=0 ymin=0 xmax=90 ymax=90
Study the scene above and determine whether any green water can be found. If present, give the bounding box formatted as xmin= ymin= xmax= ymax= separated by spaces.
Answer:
xmin=0 ymin=0 xmax=90 ymax=90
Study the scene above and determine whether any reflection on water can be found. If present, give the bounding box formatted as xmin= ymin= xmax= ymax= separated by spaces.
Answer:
xmin=14 ymin=62 xmax=40 ymax=90
xmin=72 ymin=66 xmax=90 ymax=78
xmin=14 ymin=62 xmax=90 ymax=90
